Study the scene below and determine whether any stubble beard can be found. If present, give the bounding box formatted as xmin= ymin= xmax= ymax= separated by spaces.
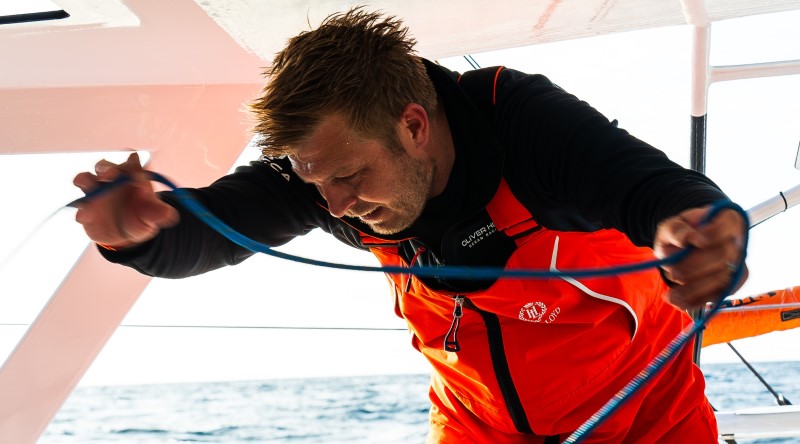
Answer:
xmin=366 ymin=153 xmax=434 ymax=235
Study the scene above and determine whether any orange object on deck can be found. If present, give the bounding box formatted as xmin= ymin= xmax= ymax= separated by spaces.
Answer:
xmin=702 ymin=286 xmax=800 ymax=347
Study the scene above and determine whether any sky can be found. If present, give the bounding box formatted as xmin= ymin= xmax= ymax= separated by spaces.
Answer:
xmin=1 ymin=9 xmax=799 ymax=388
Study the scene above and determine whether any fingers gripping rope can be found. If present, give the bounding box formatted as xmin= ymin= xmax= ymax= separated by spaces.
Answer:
xmin=563 ymin=202 xmax=749 ymax=443
xmin=76 ymin=171 xmax=749 ymax=440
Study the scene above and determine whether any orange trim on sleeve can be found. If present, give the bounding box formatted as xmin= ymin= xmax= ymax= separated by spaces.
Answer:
xmin=492 ymin=66 xmax=504 ymax=105
xmin=96 ymin=242 xmax=136 ymax=251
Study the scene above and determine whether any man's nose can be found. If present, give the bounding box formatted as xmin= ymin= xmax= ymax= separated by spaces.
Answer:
xmin=320 ymin=183 xmax=358 ymax=218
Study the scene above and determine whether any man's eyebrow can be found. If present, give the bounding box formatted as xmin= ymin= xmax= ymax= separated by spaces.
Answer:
xmin=331 ymin=165 xmax=360 ymax=178
xmin=292 ymin=160 xmax=355 ymax=184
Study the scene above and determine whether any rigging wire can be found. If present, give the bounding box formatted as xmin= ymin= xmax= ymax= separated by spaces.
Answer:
xmin=3 ymin=302 xmax=791 ymax=331
xmin=0 ymin=208 xmax=62 ymax=274
xmin=0 ymin=322 xmax=407 ymax=331
xmin=716 ymin=302 xmax=800 ymax=313
xmin=726 ymin=342 xmax=792 ymax=406
xmin=463 ymin=54 xmax=481 ymax=69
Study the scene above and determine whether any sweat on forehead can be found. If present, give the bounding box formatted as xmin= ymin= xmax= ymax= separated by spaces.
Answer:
xmin=288 ymin=143 xmax=361 ymax=185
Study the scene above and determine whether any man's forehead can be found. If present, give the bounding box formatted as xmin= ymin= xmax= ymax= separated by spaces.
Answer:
xmin=289 ymin=147 xmax=351 ymax=182
xmin=287 ymin=114 xmax=370 ymax=181
xmin=289 ymin=116 xmax=353 ymax=161
xmin=288 ymin=150 xmax=324 ymax=176
xmin=288 ymin=149 xmax=320 ymax=166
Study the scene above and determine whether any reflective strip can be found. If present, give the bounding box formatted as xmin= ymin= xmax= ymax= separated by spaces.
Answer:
xmin=549 ymin=236 xmax=639 ymax=339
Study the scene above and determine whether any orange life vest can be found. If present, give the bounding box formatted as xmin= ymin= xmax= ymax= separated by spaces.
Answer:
xmin=361 ymin=178 xmax=709 ymax=440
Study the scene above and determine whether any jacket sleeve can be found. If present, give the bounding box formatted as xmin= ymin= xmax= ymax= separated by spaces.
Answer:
xmin=99 ymin=156 xmax=334 ymax=278
xmin=493 ymin=68 xmax=728 ymax=247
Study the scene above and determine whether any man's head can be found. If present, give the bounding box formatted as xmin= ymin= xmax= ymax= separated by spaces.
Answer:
xmin=252 ymin=7 xmax=438 ymax=156
xmin=252 ymin=8 xmax=449 ymax=234
xmin=289 ymin=113 xmax=436 ymax=235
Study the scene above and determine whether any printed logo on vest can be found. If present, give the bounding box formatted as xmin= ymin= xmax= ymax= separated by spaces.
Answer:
xmin=519 ymin=302 xmax=547 ymax=322
xmin=519 ymin=302 xmax=561 ymax=324
xmin=460 ymin=222 xmax=497 ymax=248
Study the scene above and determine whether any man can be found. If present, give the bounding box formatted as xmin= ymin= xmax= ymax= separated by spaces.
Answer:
xmin=74 ymin=8 xmax=747 ymax=443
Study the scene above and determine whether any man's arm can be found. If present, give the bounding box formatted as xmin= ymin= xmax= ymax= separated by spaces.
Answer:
xmin=494 ymin=69 xmax=725 ymax=242
xmin=73 ymin=153 xmax=180 ymax=250
xmin=73 ymin=153 xmax=331 ymax=278
xmin=493 ymin=69 xmax=747 ymax=308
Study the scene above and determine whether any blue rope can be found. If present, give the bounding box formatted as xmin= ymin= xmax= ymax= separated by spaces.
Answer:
xmin=174 ymin=184 xmax=697 ymax=280
xmin=81 ymin=171 xmax=700 ymax=281
xmin=563 ymin=202 xmax=749 ymax=443
xmin=75 ymin=171 xmax=749 ymax=439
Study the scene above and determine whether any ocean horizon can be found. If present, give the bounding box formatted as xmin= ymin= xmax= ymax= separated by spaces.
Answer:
xmin=42 ymin=361 xmax=800 ymax=443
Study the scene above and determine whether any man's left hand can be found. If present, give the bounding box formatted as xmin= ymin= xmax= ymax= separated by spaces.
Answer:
xmin=654 ymin=205 xmax=748 ymax=310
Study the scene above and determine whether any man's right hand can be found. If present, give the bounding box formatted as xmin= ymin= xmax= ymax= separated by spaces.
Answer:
xmin=72 ymin=153 xmax=180 ymax=250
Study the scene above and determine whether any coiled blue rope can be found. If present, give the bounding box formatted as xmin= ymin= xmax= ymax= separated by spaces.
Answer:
xmin=73 ymin=171 xmax=749 ymax=440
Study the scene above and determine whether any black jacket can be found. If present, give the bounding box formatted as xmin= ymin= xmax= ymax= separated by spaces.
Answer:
xmin=102 ymin=60 xmax=726 ymax=290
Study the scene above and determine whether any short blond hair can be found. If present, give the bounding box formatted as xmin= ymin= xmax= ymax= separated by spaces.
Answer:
xmin=251 ymin=7 xmax=438 ymax=156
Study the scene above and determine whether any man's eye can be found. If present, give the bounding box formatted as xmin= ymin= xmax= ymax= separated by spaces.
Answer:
xmin=337 ymin=172 xmax=359 ymax=182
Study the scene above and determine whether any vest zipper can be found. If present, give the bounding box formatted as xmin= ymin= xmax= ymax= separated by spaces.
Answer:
xmin=444 ymin=295 xmax=464 ymax=352
xmin=403 ymin=244 xmax=536 ymax=435
xmin=458 ymin=297 xmax=534 ymax=435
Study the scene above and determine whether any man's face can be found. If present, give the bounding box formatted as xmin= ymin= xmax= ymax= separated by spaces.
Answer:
xmin=290 ymin=114 xmax=435 ymax=235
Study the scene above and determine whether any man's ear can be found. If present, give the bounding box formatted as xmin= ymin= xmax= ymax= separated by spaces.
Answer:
xmin=399 ymin=103 xmax=430 ymax=148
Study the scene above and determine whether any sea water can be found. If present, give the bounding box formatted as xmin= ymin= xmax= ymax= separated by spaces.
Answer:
xmin=42 ymin=362 xmax=800 ymax=443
